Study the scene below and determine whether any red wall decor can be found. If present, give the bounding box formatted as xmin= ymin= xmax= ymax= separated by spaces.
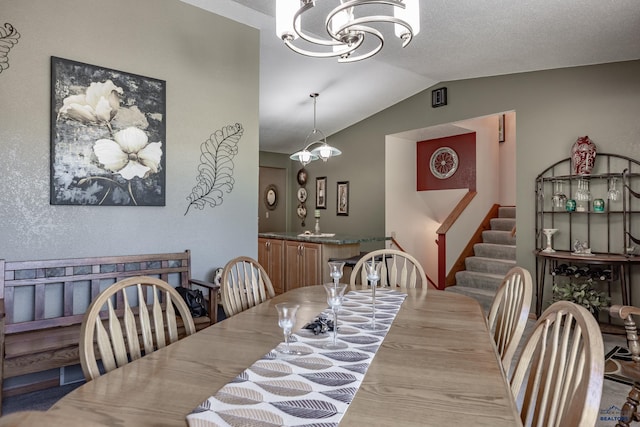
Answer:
xmin=417 ymin=132 xmax=476 ymax=191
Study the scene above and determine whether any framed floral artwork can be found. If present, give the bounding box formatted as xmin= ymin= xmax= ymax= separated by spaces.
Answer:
xmin=50 ymin=57 xmax=166 ymax=205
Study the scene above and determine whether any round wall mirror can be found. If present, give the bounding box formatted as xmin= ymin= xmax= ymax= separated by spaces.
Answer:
xmin=264 ymin=184 xmax=278 ymax=210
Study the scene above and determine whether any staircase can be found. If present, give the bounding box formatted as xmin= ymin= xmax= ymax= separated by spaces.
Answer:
xmin=446 ymin=206 xmax=516 ymax=313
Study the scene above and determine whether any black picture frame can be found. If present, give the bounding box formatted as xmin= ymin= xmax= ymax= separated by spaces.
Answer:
xmin=50 ymin=56 xmax=166 ymax=206
xmin=431 ymin=87 xmax=447 ymax=108
xmin=316 ymin=176 xmax=327 ymax=209
xmin=337 ymin=181 xmax=349 ymax=216
xmin=498 ymin=114 xmax=506 ymax=143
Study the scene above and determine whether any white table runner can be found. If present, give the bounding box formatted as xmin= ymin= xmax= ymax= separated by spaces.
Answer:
xmin=187 ymin=289 xmax=407 ymax=427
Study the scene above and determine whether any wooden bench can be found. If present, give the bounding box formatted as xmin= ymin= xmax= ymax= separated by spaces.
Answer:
xmin=0 ymin=250 xmax=219 ymax=410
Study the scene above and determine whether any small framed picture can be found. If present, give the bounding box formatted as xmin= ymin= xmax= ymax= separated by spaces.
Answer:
xmin=431 ymin=87 xmax=447 ymax=108
xmin=498 ymin=114 xmax=505 ymax=143
xmin=337 ymin=181 xmax=349 ymax=216
xmin=316 ymin=176 xmax=327 ymax=209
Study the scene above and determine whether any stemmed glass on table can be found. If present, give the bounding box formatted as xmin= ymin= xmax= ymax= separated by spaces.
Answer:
xmin=323 ymin=283 xmax=348 ymax=349
xmin=329 ymin=261 xmax=345 ymax=287
xmin=362 ymin=258 xmax=385 ymax=330
xmin=275 ymin=302 xmax=303 ymax=355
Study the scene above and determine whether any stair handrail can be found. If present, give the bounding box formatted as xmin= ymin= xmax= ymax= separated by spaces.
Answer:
xmin=435 ymin=191 xmax=477 ymax=289
xmin=389 ymin=236 xmax=438 ymax=288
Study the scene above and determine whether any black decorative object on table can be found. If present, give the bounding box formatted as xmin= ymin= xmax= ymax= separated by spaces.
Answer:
xmin=303 ymin=315 xmax=335 ymax=335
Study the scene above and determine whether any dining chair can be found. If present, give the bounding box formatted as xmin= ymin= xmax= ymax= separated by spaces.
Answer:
xmin=220 ymin=256 xmax=275 ymax=317
xmin=79 ymin=276 xmax=196 ymax=381
xmin=510 ymin=300 xmax=604 ymax=426
xmin=487 ymin=266 xmax=533 ymax=376
xmin=349 ymin=249 xmax=427 ymax=289
xmin=609 ymin=304 xmax=640 ymax=426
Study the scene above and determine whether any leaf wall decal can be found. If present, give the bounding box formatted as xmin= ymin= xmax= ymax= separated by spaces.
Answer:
xmin=185 ymin=123 xmax=243 ymax=215
xmin=0 ymin=23 xmax=20 ymax=74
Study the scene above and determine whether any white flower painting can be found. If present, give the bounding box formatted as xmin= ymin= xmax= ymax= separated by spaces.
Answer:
xmin=51 ymin=57 xmax=166 ymax=206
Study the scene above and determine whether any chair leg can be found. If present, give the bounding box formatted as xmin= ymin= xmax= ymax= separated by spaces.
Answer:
xmin=618 ymin=383 xmax=640 ymax=427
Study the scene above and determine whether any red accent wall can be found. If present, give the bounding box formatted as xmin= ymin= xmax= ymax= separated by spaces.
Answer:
xmin=417 ymin=133 xmax=476 ymax=191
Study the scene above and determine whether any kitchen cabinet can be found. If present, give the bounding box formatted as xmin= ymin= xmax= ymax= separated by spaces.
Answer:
xmin=285 ymin=240 xmax=321 ymax=290
xmin=258 ymin=232 xmax=386 ymax=292
xmin=258 ymin=237 xmax=285 ymax=294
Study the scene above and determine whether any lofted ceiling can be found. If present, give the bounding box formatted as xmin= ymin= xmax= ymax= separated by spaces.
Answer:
xmin=181 ymin=0 xmax=640 ymax=155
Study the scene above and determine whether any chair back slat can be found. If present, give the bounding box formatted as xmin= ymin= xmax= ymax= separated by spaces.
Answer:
xmin=107 ymin=298 xmax=128 ymax=368
xmin=137 ymin=285 xmax=154 ymax=355
xmin=151 ymin=285 xmax=167 ymax=349
xmin=122 ymin=291 xmax=141 ymax=360
xmin=95 ymin=313 xmax=117 ymax=373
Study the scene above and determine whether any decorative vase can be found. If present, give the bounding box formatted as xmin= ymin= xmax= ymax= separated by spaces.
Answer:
xmin=571 ymin=136 xmax=596 ymax=175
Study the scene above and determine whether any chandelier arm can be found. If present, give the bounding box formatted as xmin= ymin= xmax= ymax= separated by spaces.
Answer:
xmin=292 ymin=2 xmax=344 ymax=47
xmin=337 ymin=27 xmax=384 ymax=62
xmin=328 ymin=15 xmax=414 ymax=43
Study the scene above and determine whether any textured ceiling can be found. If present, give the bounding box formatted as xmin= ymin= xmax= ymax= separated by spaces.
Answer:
xmin=181 ymin=0 xmax=640 ymax=154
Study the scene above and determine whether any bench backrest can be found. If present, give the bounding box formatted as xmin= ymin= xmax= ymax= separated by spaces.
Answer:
xmin=0 ymin=251 xmax=193 ymax=335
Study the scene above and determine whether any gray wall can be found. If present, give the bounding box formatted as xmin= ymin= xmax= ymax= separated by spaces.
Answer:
xmin=281 ymin=60 xmax=640 ymax=281
xmin=0 ymin=0 xmax=260 ymax=281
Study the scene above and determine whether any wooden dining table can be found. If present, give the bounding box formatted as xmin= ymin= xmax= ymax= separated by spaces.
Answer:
xmin=46 ymin=286 xmax=521 ymax=426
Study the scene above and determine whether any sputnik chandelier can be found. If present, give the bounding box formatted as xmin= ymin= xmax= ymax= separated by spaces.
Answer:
xmin=276 ymin=0 xmax=420 ymax=63
xmin=290 ymin=93 xmax=341 ymax=166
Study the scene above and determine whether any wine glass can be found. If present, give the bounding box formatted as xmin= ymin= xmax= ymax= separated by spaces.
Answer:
xmin=323 ymin=283 xmax=348 ymax=349
xmin=328 ymin=261 xmax=345 ymax=287
xmin=552 ymin=181 xmax=567 ymax=209
xmin=362 ymin=259 xmax=385 ymax=330
xmin=275 ymin=302 xmax=303 ymax=355
xmin=608 ymin=177 xmax=620 ymax=202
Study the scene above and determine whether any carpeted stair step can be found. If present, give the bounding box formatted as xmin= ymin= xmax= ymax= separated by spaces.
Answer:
xmin=465 ymin=256 xmax=516 ymax=275
xmin=474 ymin=242 xmax=516 ymax=260
xmin=445 ymin=285 xmax=496 ymax=315
xmin=482 ymin=230 xmax=516 ymax=246
xmin=490 ymin=217 xmax=516 ymax=231
xmin=498 ymin=206 xmax=516 ymax=219
xmin=454 ymin=270 xmax=505 ymax=292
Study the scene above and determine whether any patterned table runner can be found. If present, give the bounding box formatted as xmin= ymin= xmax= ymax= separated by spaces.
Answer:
xmin=187 ymin=289 xmax=407 ymax=427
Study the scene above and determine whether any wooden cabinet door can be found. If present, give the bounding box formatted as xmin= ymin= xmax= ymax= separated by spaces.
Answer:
xmin=285 ymin=241 xmax=302 ymax=290
xmin=300 ymin=242 xmax=321 ymax=287
xmin=258 ymin=238 xmax=285 ymax=294
xmin=285 ymin=241 xmax=322 ymax=290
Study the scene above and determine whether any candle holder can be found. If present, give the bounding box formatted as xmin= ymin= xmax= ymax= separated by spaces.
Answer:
xmin=362 ymin=258 xmax=385 ymax=330
xmin=542 ymin=228 xmax=558 ymax=253
xmin=314 ymin=209 xmax=321 ymax=234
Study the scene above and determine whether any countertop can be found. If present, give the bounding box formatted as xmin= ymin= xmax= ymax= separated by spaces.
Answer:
xmin=258 ymin=231 xmax=389 ymax=245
